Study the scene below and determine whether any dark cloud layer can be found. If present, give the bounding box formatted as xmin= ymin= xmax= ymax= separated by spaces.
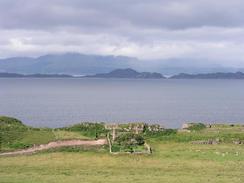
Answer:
xmin=0 ymin=0 xmax=244 ymax=67
xmin=1 ymin=0 xmax=244 ymax=30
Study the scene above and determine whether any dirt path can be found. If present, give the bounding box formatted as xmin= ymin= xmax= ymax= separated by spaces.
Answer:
xmin=0 ymin=139 xmax=107 ymax=156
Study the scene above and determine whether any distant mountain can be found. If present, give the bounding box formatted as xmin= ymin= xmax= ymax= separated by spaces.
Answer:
xmin=86 ymin=68 xmax=165 ymax=79
xmin=1 ymin=53 xmax=244 ymax=75
xmin=2 ymin=70 xmax=244 ymax=79
xmin=0 ymin=72 xmax=73 ymax=78
xmin=0 ymin=53 xmax=136 ymax=75
xmin=170 ymin=72 xmax=244 ymax=79
xmin=0 ymin=73 xmax=24 ymax=78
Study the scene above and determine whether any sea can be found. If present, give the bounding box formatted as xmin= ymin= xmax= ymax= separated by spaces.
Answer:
xmin=0 ymin=78 xmax=244 ymax=128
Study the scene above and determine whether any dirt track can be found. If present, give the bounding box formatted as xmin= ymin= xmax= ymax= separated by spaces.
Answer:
xmin=0 ymin=139 xmax=107 ymax=156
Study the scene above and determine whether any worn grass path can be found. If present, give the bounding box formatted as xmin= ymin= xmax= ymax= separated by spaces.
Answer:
xmin=0 ymin=139 xmax=107 ymax=156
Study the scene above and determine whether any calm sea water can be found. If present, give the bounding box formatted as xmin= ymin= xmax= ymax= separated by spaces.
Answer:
xmin=0 ymin=78 xmax=244 ymax=128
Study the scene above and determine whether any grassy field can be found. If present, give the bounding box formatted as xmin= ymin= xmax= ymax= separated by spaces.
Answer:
xmin=0 ymin=142 xmax=243 ymax=183
xmin=0 ymin=116 xmax=244 ymax=183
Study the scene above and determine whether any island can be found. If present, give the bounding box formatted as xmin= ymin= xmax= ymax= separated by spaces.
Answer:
xmin=0 ymin=72 xmax=73 ymax=78
xmin=170 ymin=72 xmax=244 ymax=79
xmin=2 ymin=70 xmax=244 ymax=79
xmin=86 ymin=68 xmax=165 ymax=79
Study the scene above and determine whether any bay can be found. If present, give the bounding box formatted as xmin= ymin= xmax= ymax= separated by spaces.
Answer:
xmin=0 ymin=78 xmax=244 ymax=128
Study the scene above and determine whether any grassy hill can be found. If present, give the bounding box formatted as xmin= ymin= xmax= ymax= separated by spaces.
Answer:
xmin=0 ymin=117 xmax=96 ymax=152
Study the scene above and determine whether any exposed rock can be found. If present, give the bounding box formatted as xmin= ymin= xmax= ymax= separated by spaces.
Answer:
xmin=182 ymin=123 xmax=192 ymax=129
xmin=233 ymin=140 xmax=243 ymax=145
xmin=191 ymin=139 xmax=220 ymax=145
xmin=105 ymin=123 xmax=164 ymax=134
xmin=206 ymin=124 xmax=212 ymax=128
xmin=178 ymin=129 xmax=191 ymax=133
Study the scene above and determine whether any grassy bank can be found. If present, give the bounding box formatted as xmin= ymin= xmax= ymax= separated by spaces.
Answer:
xmin=0 ymin=116 xmax=97 ymax=152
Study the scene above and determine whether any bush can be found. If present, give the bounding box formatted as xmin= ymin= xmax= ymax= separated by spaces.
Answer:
xmin=9 ymin=141 xmax=31 ymax=149
xmin=0 ymin=119 xmax=28 ymax=150
xmin=0 ymin=116 xmax=24 ymax=126
xmin=145 ymin=129 xmax=177 ymax=138
xmin=188 ymin=123 xmax=206 ymax=131
xmin=115 ymin=133 xmax=145 ymax=150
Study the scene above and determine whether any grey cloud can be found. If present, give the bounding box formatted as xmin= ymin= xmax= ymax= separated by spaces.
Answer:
xmin=1 ymin=0 xmax=244 ymax=30
xmin=1 ymin=0 xmax=244 ymax=67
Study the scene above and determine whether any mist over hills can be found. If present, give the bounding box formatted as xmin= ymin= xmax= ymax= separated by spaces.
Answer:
xmin=0 ymin=53 xmax=243 ymax=75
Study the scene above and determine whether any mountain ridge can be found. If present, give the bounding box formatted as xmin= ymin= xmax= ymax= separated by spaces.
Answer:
xmin=86 ymin=68 xmax=165 ymax=79
xmin=1 ymin=69 xmax=244 ymax=79
xmin=1 ymin=53 xmax=244 ymax=75
xmin=170 ymin=72 xmax=244 ymax=79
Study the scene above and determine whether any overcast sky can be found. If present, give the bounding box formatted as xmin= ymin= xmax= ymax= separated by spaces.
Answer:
xmin=1 ymin=0 xmax=244 ymax=67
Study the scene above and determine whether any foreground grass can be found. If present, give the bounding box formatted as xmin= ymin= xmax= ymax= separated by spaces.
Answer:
xmin=1 ymin=117 xmax=244 ymax=182
xmin=0 ymin=142 xmax=243 ymax=183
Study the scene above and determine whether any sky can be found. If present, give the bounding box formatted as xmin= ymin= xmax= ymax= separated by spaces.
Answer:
xmin=0 ymin=0 xmax=244 ymax=67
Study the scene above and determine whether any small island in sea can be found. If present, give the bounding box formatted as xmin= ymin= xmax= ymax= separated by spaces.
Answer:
xmin=0 ymin=72 xmax=73 ymax=78
xmin=86 ymin=68 xmax=165 ymax=79
xmin=2 ymin=69 xmax=244 ymax=79
xmin=170 ymin=72 xmax=244 ymax=79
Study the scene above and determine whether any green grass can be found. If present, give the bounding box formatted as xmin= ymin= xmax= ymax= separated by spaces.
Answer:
xmin=61 ymin=122 xmax=108 ymax=138
xmin=53 ymin=130 xmax=92 ymax=140
xmin=0 ymin=117 xmax=244 ymax=183
xmin=1 ymin=129 xmax=56 ymax=151
xmin=21 ymin=130 xmax=56 ymax=145
xmin=0 ymin=142 xmax=243 ymax=183
xmin=0 ymin=117 xmax=93 ymax=152
xmin=1 ymin=129 xmax=94 ymax=152
xmin=145 ymin=125 xmax=244 ymax=143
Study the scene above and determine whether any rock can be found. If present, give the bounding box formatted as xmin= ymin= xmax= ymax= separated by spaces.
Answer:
xmin=206 ymin=124 xmax=212 ymax=128
xmin=182 ymin=123 xmax=192 ymax=129
xmin=191 ymin=139 xmax=220 ymax=145
xmin=178 ymin=129 xmax=191 ymax=133
xmin=233 ymin=140 xmax=243 ymax=145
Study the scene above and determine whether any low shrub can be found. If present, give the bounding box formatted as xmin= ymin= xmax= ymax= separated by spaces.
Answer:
xmin=8 ymin=141 xmax=31 ymax=149
xmin=114 ymin=133 xmax=145 ymax=152
xmin=144 ymin=129 xmax=177 ymax=138
xmin=0 ymin=116 xmax=24 ymax=126
xmin=188 ymin=123 xmax=206 ymax=131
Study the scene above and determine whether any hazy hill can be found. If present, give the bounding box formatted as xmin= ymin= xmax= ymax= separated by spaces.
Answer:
xmin=1 ymin=53 xmax=244 ymax=75
xmin=170 ymin=72 xmax=244 ymax=79
xmin=0 ymin=72 xmax=73 ymax=78
xmin=0 ymin=53 xmax=136 ymax=75
xmin=86 ymin=68 xmax=165 ymax=79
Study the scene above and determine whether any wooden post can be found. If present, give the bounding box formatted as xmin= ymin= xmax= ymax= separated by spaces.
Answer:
xmin=112 ymin=127 xmax=116 ymax=142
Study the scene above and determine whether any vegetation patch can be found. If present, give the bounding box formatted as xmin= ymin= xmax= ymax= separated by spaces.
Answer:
xmin=1 ymin=117 xmax=244 ymax=154
xmin=112 ymin=133 xmax=145 ymax=153
xmin=53 ymin=130 xmax=91 ymax=140
xmin=61 ymin=122 xmax=108 ymax=138
xmin=187 ymin=123 xmax=206 ymax=131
